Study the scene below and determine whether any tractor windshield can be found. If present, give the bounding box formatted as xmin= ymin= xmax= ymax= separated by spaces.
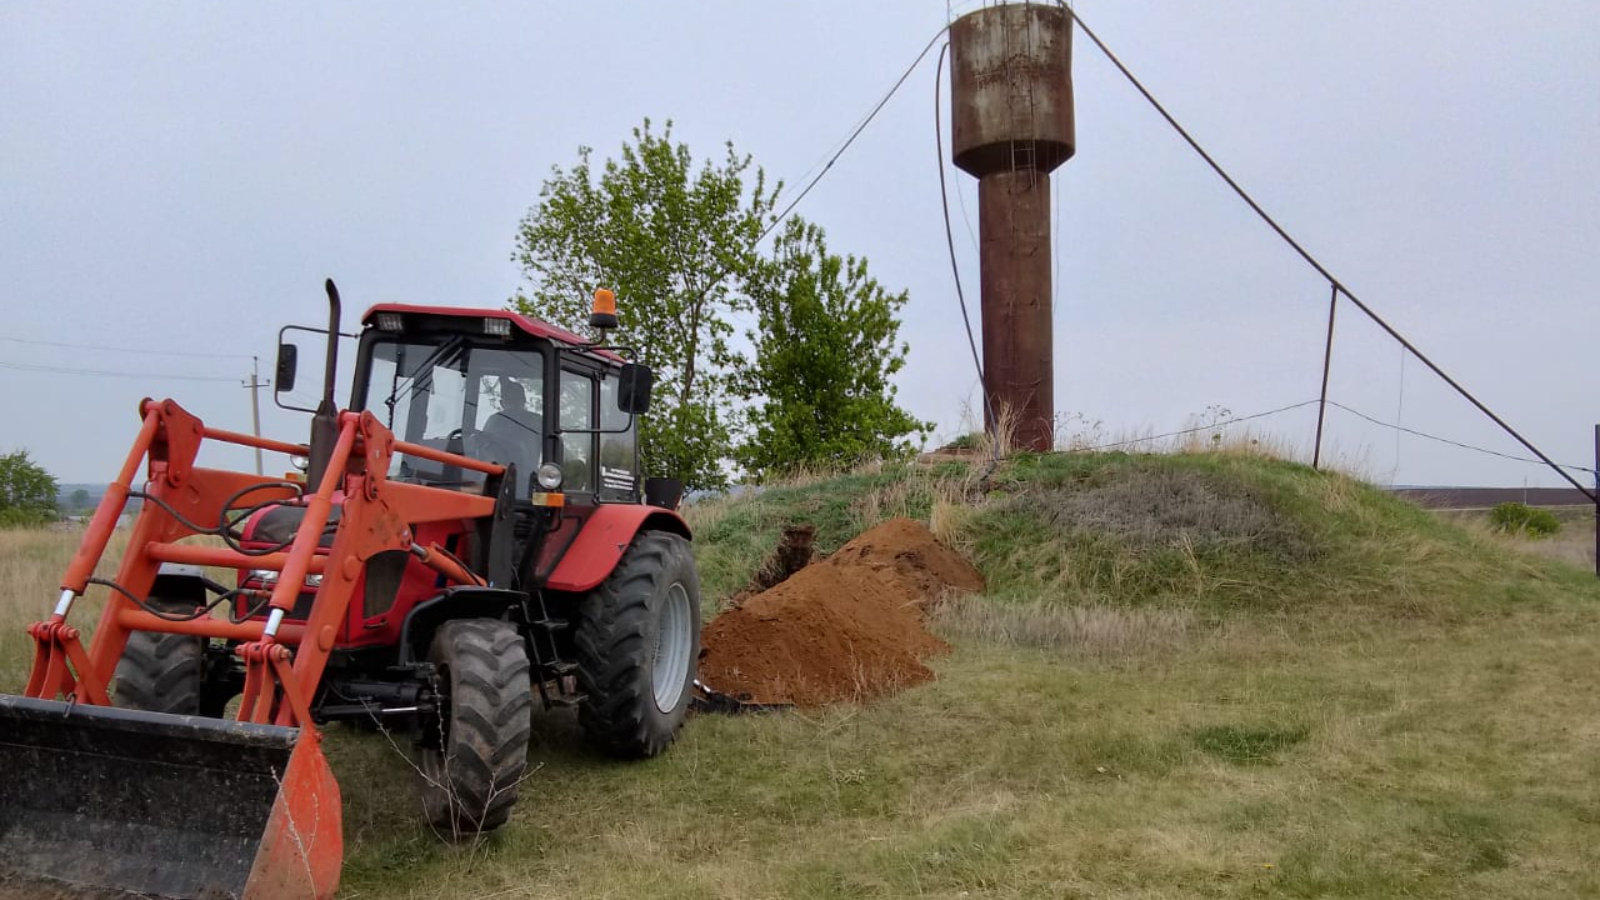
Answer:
xmin=364 ymin=339 xmax=545 ymax=495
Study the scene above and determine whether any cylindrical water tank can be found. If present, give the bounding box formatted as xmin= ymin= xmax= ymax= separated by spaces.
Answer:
xmin=950 ymin=3 xmax=1075 ymax=178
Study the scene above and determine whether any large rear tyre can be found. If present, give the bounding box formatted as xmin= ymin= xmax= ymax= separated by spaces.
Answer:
xmin=575 ymin=530 xmax=701 ymax=759
xmin=113 ymin=590 xmax=203 ymax=716
xmin=419 ymin=619 xmax=532 ymax=837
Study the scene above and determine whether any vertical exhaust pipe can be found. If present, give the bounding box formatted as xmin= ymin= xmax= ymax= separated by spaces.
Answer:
xmin=306 ymin=279 xmax=343 ymax=491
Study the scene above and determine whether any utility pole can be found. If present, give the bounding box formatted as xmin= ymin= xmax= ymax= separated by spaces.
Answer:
xmin=1312 ymin=283 xmax=1338 ymax=470
xmin=244 ymin=357 xmax=269 ymax=476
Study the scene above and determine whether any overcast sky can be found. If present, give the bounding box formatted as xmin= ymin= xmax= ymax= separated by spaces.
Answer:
xmin=3 ymin=1 xmax=1595 ymax=488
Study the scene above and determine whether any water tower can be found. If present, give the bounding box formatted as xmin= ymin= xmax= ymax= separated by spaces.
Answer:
xmin=950 ymin=2 xmax=1074 ymax=452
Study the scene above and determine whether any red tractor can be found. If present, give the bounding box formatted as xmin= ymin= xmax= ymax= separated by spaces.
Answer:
xmin=0 ymin=283 xmax=701 ymax=899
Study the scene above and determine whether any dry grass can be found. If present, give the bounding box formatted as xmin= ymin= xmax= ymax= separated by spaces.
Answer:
xmin=1447 ymin=509 xmax=1596 ymax=572
xmin=5 ymin=453 xmax=1600 ymax=900
xmin=1005 ymin=469 xmax=1314 ymax=557
xmin=1512 ymin=526 xmax=1596 ymax=570
xmin=974 ymin=401 xmax=1019 ymax=460
xmin=0 ymin=527 xmax=125 ymax=690
xmin=0 ymin=526 xmax=237 ymax=692
xmin=1057 ymin=418 xmax=1377 ymax=483
xmin=678 ymin=493 xmax=731 ymax=536
xmin=928 ymin=477 xmax=980 ymax=552
xmin=848 ymin=474 xmax=919 ymax=534
xmin=930 ymin=594 xmax=1194 ymax=660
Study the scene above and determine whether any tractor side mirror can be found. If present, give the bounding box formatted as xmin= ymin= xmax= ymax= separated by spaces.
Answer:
xmin=617 ymin=363 xmax=653 ymax=415
xmin=275 ymin=343 xmax=299 ymax=394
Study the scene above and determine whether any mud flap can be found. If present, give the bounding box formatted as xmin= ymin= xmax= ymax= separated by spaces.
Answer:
xmin=0 ymin=695 xmax=342 ymax=900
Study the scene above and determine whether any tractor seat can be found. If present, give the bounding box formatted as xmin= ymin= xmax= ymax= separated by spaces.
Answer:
xmin=246 ymin=504 xmax=342 ymax=549
xmin=478 ymin=410 xmax=541 ymax=496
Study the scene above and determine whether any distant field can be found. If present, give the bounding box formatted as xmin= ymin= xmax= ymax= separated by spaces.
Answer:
xmin=1391 ymin=486 xmax=1593 ymax=510
xmin=4 ymin=452 xmax=1600 ymax=899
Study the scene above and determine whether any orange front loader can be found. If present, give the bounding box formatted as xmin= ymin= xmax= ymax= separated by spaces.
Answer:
xmin=0 ymin=283 xmax=703 ymax=899
xmin=0 ymin=399 xmax=498 ymax=898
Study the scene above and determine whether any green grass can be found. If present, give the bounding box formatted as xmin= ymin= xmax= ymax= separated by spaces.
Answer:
xmin=329 ymin=451 xmax=1600 ymax=898
xmin=328 ymin=611 xmax=1600 ymax=898
xmin=6 ymin=450 xmax=1600 ymax=898
xmin=1190 ymin=722 xmax=1310 ymax=765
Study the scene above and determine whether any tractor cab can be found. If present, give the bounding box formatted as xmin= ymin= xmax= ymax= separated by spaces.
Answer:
xmin=250 ymin=296 xmax=672 ymax=644
xmin=278 ymin=300 xmax=652 ymax=505
xmin=347 ymin=305 xmax=646 ymax=503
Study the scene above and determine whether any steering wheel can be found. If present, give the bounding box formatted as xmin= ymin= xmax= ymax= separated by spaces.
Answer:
xmin=467 ymin=429 xmax=521 ymax=476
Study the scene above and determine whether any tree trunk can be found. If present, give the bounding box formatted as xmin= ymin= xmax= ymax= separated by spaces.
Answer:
xmin=678 ymin=287 xmax=704 ymax=416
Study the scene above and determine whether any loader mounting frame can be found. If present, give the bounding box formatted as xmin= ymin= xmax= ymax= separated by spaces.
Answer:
xmin=5 ymin=396 xmax=508 ymax=900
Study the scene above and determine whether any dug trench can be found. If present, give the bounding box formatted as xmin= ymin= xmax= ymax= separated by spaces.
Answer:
xmin=697 ymin=517 xmax=984 ymax=707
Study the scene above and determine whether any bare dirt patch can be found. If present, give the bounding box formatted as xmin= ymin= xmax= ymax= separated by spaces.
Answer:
xmin=698 ymin=518 xmax=983 ymax=707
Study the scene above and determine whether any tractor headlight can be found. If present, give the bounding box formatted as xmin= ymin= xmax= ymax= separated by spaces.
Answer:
xmin=535 ymin=462 xmax=564 ymax=491
xmin=246 ymin=570 xmax=323 ymax=588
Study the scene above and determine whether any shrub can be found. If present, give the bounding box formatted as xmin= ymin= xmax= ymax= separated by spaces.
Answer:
xmin=1488 ymin=502 xmax=1561 ymax=539
xmin=0 ymin=507 xmax=55 ymax=529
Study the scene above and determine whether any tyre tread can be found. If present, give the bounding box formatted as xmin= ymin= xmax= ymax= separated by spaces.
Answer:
xmin=421 ymin=619 xmax=533 ymax=836
xmin=113 ymin=630 xmax=202 ymax=715
xmin=574 ymin=530 xmax=699 ymax=759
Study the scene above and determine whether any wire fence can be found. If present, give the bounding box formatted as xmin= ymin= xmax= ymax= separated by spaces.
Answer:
xmin=1050 ymin=1 xmax=1595 ymax=503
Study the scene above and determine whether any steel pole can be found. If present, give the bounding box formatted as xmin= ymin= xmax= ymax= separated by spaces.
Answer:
xmin=1593 ymin=423 xmax=1598 ymax=578
xmin=248 ymin=357 xmax=264 ymax=476
xmin=1312 ymin=283 xmax=1338 ymax=469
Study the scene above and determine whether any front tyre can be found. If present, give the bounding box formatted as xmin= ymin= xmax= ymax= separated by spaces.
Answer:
xmin=113 ymin=629 xmax=202 ymax=715
xmin=575 ymin=530 xmax=700 ymax=759
xmin=113 ymin=588 xmax=204 ymax=715
xmin=419 ymin=619 xmax=532 ymax=837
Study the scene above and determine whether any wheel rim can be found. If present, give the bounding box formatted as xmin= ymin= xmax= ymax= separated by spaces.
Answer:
xmin=652 ymin=582 xmax=693 ymax=713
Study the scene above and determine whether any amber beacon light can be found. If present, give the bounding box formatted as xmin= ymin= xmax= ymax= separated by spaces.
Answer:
xmin=589 ymin=288 xmax=619 ymax=330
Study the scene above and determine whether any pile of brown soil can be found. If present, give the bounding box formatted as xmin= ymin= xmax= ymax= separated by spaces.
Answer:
xmin=698 ymin=518 xmax=985 ymax=707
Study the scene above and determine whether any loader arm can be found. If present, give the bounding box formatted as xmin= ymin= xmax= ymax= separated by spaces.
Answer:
xmin=0 ymin=398 xmax=504 ymax=900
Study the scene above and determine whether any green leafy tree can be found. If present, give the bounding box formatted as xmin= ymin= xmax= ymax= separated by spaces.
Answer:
xmin=0 ymin=449 xmax=60 ymax=528
xmin=734 ymin=219 xmax=930 ymax=479
xmin=70 ymin=488 xmax=91 ymax=511
xmin=511 ymin=119 xmax=778 ymax=492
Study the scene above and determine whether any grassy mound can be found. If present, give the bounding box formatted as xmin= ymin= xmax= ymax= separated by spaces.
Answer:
xmin=4 ymin=451 xmax=1598 ymax=899
xmin=692 ymin=451 xmax=1589 ymax=621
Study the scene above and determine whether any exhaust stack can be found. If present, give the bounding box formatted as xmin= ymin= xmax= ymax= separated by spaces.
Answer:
xmin=306 ymin=279 xmax=343 ymax=491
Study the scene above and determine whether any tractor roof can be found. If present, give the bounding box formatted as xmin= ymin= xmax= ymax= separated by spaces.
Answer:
xmin=361 ymin=304 xmax=622 ymax=362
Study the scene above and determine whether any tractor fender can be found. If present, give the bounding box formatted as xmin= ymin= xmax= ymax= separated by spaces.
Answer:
xmin=397 ymin=586 xmax=529 ymax=666
xmin=544 ymin=505 xmax=692 ymax=594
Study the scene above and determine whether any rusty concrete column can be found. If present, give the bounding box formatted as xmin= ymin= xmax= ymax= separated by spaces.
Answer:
xmin=951 ymin=3 xmax=1074 ymax=452
xmin=977 ymin=169 xmax=1053 ymax=451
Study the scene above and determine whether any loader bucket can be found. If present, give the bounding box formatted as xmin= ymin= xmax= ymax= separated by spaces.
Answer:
xmin=0 ymin=695 xmax=342 ymax=900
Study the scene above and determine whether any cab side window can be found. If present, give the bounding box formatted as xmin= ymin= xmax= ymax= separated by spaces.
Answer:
xmin=598 ymin=374 xmax=638 ymax=501
xmin=559 ymin=369 xmax=595 ymax=493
